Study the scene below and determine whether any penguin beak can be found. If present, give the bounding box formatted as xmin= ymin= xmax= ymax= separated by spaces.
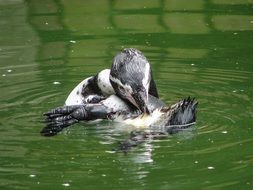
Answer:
xmin=128 ymin=89 xmax=150 ymax=114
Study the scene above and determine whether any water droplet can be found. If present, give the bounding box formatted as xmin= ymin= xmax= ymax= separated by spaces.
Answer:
xmin=105 ymin=150 xmax=115 ymax=154
xmin=62 ymin=183 xmax=70 ymax=187
xmin=70 ymin=40 xmax=76 ymax=43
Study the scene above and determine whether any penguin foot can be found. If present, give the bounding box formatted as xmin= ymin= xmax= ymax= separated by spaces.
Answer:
xmin=41 ymin=105 xmax=87 ymax=136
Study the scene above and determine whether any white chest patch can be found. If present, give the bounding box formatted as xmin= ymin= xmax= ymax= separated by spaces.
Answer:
xmin=97 ymin=69 xmax=115 ymax=96
xmin=123 ymin=109 xmax=164 ymax=128
xmin=102 ymin=95 xmax=130 ymax=112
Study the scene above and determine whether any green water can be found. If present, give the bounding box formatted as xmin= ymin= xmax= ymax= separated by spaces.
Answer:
xmin=1 ymin=0 xmax=253 ymax=189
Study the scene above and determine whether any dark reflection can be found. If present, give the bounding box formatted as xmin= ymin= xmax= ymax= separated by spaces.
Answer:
xmin=24 ymin=0 xmax=253 ymax=83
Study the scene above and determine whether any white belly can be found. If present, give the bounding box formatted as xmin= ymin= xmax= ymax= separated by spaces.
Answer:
xmin=102 ymin=95 xmax=130 ymax=112
xmin=122 ymin=109 xmax=164 ymax=128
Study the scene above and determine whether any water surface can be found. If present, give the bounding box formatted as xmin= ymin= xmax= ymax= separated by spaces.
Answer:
xmin=0 ymin=0 xmax=253 ymax=189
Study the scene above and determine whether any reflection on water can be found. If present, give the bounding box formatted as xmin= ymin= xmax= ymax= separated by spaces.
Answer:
xmin=213 ymin=15 xmax=253 ymax=31
xmin=0 ymin=0 xmax=253 ymax=189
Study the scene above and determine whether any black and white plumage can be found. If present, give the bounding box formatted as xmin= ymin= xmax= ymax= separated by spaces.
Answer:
xmin=42 ymin=94 xmax=197 ymax=137
xmin=110 ymin=48 xmax=158 ymax=113
xmin=65 ymin=49 xmax=158 ymax=111
xmin=65 ymin=69 xmax=115 ymax=105
xmin=41 ymin=48 xmax=198 ymax=143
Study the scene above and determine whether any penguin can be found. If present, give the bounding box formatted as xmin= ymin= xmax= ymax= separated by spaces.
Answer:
xmin=41 ymin=49 xmax=197 ymax=137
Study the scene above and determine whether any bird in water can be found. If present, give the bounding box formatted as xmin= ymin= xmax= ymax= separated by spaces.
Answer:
xmin=41 ymin=48 xmax=198 ymax=152
xmin=64 ymin=48 xmax=158 ymax=111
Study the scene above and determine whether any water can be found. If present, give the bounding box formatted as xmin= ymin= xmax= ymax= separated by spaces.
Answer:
xmin=0 ymin=0 xmax=253 ymax=189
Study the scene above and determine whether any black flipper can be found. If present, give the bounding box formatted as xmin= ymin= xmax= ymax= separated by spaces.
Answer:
xmin=41 ymin=104 xmax=110 ymax=136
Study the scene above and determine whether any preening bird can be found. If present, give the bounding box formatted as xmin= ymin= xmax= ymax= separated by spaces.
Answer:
xmin=41 ymin=48 xmax=198 ymax=145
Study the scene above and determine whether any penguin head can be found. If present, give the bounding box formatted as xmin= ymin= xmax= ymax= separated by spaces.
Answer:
xmin=110 ymin=48 xmax=152 ymax=114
